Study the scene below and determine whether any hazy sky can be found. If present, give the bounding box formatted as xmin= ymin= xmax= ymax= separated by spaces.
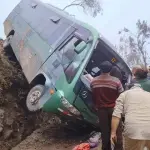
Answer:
xmin=0 ymin=0 xmax=150 ymax=61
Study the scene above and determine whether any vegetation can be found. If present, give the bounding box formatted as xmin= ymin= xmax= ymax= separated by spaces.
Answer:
xmin=117 ymin=20 xmax=150 ymax=67
xmin=63 ymin=0 xmax=102 ymax=17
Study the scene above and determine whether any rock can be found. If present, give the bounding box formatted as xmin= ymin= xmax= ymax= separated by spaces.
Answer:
xmin=0 ymin=109 xmax=5 ymax=125
xmin=0 ymin=125 xmax=3 ymax=133
xmin=5 ymin=118 xmax=14 ymax=126
xmin=4 ymin=129 xmax=13 ymax=140
xmin=0 ymin=109 xmax=4 ymax=119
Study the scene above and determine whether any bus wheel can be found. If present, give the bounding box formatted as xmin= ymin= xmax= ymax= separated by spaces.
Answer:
xmin=26 ymin=85 xmax=45 ymax=112
xmin=3 ymin=35 xmax=13 ymax=49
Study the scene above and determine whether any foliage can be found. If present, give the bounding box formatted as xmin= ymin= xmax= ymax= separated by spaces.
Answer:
xmin=118 ymin=20 xmax=150 ymax=67
xmin=63 ymin=0 xmax=102 ymax=17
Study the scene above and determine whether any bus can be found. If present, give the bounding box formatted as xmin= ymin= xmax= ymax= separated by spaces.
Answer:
xmin=3 ymin=0 xmax=131 ymax=127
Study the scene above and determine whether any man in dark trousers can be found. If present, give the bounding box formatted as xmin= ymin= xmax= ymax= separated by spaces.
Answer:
xmin=91 ymin=61 xmax=124 ymax=150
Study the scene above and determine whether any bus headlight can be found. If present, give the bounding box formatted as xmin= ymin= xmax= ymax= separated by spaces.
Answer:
xmin=61 ymin=97 xmax=81 ymax=116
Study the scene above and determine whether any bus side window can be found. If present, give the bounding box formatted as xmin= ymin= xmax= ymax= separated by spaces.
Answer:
xmin=59 ymin=37 xmax=81 ymax=69
xmin=59 ymin=37 xmax=89 ymax=83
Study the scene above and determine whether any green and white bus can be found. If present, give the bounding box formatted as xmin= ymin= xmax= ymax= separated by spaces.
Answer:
xmin=3 ymin=0 xmax=131 ymax=127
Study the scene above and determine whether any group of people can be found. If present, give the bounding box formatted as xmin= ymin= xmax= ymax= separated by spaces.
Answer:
xmin=89 ymin=61 xmax=150 ymax=150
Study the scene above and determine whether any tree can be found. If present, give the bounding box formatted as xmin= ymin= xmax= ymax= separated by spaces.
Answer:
xmin=116 ymin=34 xmax=142 ymax=68
xmin=63 ymin=0 xmax=102 ymax=17
xmin=118 ymin=20 xmax=150 ymax=67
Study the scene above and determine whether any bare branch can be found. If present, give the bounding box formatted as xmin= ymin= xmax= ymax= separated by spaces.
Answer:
xmin=63 ymin=0 xmax=102 ymax=17
xmin=117 ymin=19 xmax=150 ymax=67
xmin=63 ymin=3 xmax=82 ymax=10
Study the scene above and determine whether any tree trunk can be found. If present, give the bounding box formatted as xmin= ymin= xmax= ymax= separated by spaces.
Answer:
xmin=137 ymin=39 xmax=147 ymax=67
xmin=139 ymin=48 xmax=147 ymax=67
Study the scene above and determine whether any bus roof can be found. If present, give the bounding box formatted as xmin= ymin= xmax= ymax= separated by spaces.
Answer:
xmin=39 ymin=0 xmax=99 ymax=36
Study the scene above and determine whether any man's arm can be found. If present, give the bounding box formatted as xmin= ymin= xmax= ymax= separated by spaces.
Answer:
xmin=111 ymin=116 xmax=121 ymax=145
xmin=117 ymin=81 xmax=124 ymax=94
xmin=111 ymin=116 xmax=121 ymax=135
xmin=113 ymin=93 xmax=124 ymax=118
xmin=111 ymin=93 xmax=125 ymax=144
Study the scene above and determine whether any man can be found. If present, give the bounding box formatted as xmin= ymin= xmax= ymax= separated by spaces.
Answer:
xmin=134 ymin=68 xmax=150 ymax=92
xmin=131 ymin=65 xmax=142 ymax=84
xmin=111 ymin=84 xmax=150 ymax=150
xmin=91 ymin=61 xmax=124 ymax=150
xmin=110 ymin=66 xmax=122 ymax=82
xmin=132 ymin=65 xmax=142 ymax=78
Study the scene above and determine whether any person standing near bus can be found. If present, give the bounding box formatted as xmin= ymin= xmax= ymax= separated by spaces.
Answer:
xmin=134 ymin=68 xmax=150 ymax=92
xmin=91 ymin=61 xmax=124 ymax=150
xmin=111 ymin=83 xmax=150 ymax=150
xmin=130 ymin=65 xmax=142 ymax=85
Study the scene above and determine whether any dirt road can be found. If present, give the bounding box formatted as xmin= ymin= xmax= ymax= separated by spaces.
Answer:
xmin=12 ymin=124 xmax=85 ymax=150
xmin=12 ymin=124 xmax=101 ymax=150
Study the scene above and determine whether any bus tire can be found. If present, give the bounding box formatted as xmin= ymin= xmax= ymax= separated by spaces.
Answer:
xmin=26 ymin=84 xmax=45 ymax=112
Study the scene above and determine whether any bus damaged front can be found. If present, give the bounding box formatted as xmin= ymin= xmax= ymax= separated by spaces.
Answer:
xmin=39 ymin=32 xmax=100 ymax=126
xmin=71 ymin=37 xmax=132 ymax=127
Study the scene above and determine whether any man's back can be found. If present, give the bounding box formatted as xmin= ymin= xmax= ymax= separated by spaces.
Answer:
xmin=91 ymin=74 xmax=123 ymax=108
xmin=138 ymin=78 xmax=150 ymax=92
xmin=121 ymin=87 xmax=150 ymax=139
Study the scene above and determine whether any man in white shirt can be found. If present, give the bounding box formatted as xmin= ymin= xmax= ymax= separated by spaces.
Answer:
xmin=111 ymin=84 xmax=150 ymax=150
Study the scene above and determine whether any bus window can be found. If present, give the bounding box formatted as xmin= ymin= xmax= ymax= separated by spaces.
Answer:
xmin=59 ymin=37 xmax=89 ymax=83
xmin=60 ymin=37 xmax=81 ymax=69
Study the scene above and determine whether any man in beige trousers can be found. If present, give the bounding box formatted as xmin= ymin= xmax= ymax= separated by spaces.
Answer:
xmin=111 ymin=84 xmax=150 ymax=150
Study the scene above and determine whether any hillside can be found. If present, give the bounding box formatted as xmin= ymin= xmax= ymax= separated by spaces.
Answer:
xmin=0 ymin=41 xmax=54 ymax=150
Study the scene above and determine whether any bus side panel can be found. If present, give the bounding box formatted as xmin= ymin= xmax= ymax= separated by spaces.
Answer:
xmin=20 ymin=0 xmax=75 ymax=50
xmin=8 ymin=0 xmax=73 ymax=83
xmin=10 ymin=15 xmax=30 ymax=60
xmin=22 ymin=31 xmax=51 ymax=82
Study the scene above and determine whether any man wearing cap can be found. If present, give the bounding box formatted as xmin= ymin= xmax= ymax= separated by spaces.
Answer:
xmin=111 ymin=84 xmax=150 ymax=150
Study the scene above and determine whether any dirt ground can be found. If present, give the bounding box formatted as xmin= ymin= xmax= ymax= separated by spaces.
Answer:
xmin=12 ymin=124 xmax=79 ymax=150
xmin=12 ymin=124 xmax=102 ymax=150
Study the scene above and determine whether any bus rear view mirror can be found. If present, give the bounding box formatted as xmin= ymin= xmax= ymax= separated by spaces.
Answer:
xmin=74 ymin=41 xmax=87 ymax=54
xmin=87 ymin=36 xmax=93 ymax=43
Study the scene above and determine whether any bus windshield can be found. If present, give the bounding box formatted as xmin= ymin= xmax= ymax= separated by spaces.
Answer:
xmin=85 ymin=39 xmax=131 ymax=83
